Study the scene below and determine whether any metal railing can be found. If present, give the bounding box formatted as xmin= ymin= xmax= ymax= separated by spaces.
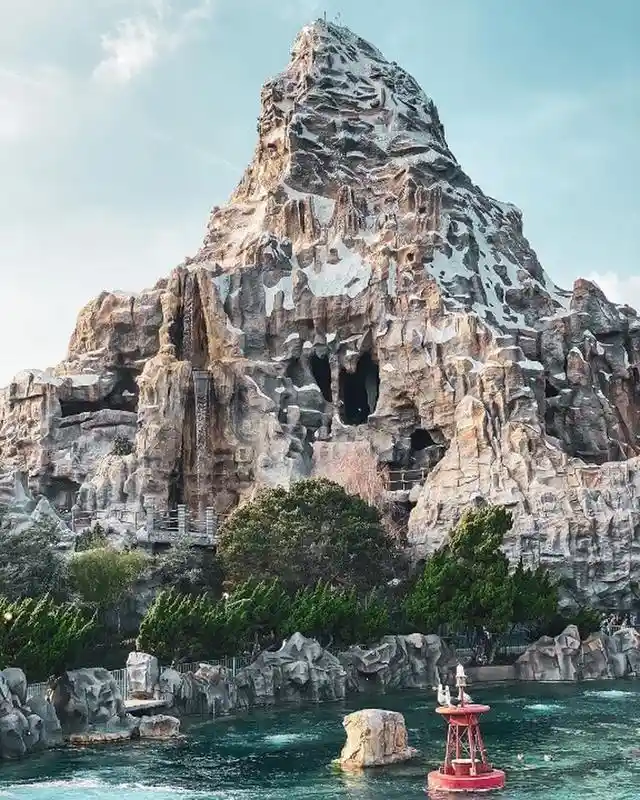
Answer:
xmin=387 ymin=467 xmax=429 ymax=491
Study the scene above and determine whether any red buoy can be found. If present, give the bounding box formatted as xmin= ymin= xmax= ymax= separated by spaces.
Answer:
xmin=427 ymin=666 xmax=505 ymax=793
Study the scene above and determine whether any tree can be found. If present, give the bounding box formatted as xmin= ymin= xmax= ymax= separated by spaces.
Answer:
xmin=511 ymin=559 xmax=558 ymax=634
xmin=152 ymin=541 xmax=224 ymax=596
xmin=68 ymin=548 xmax=147 ymax=626
xmin=0 ymin=595 xmax=96 ymax=681
xmin=218 ymin=479 xmax=399 ymax=592
xmin=404 ymin=506 xmax=516 ymax=636
xmin=0 ymin=517 xmax=68 ymax=601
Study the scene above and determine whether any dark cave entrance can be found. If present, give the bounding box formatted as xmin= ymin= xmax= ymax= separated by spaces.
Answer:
xmin=339 ymin=353 xmax=379 ymax=425
xmin=59 ymin=369 xmax=139 ymax=417
xmin=545 ymin=380 xmax=560 ymax=399
xmin=311 ymin=353 xmax=332 ymax=403
xmin=46 ymin=477 xmax=80 ymax=510
xmin=410 ymin=428 xmax=436 ymax=452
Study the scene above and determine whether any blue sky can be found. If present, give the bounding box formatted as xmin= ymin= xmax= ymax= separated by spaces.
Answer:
xmin=1 ymin=0 xmax=638 ymax=384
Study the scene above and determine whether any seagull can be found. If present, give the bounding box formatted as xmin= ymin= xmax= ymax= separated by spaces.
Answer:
xmin=460 ymin=690 xmax=473 ymax=704
xmin=437 ymin=683 xmax=448 ymax=705
xmin=543 ymin=755 xmax=552 ymax=762
xmin=444 ymin=686 xmax=452 ymax=706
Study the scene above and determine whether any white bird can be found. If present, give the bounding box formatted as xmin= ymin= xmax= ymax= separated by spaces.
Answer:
xmin=517 ymin=754 xmax=524 ymax=762
xmin=444 ymin=686 xmax=452 ymax=706
xmin=460 ymin=690 xmax=473 ymax=704
xmin=437 ymin=683 xmax=448 ymax=705
xmin=543 ymin=754 xmax=552 ymax=762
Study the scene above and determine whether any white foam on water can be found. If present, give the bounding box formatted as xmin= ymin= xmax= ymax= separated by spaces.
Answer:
xmin=525 ymin=703 xmax=565 ymax=712
xmin=263 ymin=732 xmax=316 ymax=746
xmin=0 ymin=778 xmax=209 ymax=798
xmin=584 ymin=689 xmax=636 ymax=699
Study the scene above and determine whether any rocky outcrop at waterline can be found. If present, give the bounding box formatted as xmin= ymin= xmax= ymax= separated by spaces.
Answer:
xmin=0 ymin=669 xmax=61 ymax=759
xmin=338 ymin=709 xmax=418 ymax=769
xmin=515 ymin=625 xmax=640 ymax=681
xmin=1 ymin=21 xmax=639 ymax=606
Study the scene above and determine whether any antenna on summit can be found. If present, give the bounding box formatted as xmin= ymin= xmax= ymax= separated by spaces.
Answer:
xmin=323 ymin=10 xmax=327 ymax=24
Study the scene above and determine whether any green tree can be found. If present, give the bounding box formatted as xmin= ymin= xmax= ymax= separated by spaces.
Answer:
xmin=68 ymin=548 xmax=147 ymax=628
xmin=152 ymin=541 xmax=224 ymax=596
xmin=404 ymin=506 xmax=516 ymax=635
xmin=0 ymin=595 xmax=96 ymax=681
xmin=218 ymin=479 xmax=398 ymax=592
xmin=511 ymin=559 xmax=558 ymax=634
xmin=0 ymin=517 xmax=68 ymax=601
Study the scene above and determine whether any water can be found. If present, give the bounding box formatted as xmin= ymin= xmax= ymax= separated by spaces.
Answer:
xmin=1 ymin=682 xmax=639 ymax=799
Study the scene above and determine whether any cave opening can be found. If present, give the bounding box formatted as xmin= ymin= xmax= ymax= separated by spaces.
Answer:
xmin=545 ymin=380 xmax=561 ymax=399
xmin=59 ymin=369 xmax=139 ymax=418
xmin=46 ymin=477 xmax=80 ymax=510
xmin=311 ymin=353 xmax=332 ymax=403
xmin=410 ymin=428 xmax=436 ymax=452
xmin=168 ymin=459 xmax=185 ymax=508
xmin=285 ymin=358 xmax=307 ymax=387
xmin=339 ymin=352 xmax=379 ymax=425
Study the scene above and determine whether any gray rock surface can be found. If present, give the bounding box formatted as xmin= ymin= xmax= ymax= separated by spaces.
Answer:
xmin=515 ymin=625 xmax=640 ymax=681
xmin=0 ymin=671 xmax=61 ymax=759
xmin=339 ymin=634 xmax=456 ymax=692
xmin=235 ymin=632 xmax=347 ymax=706
xmin=1 ymin=21 xmax=639 ymax=607
xmin=138 ymin=714 xmax=181 ymax=739
xmin=126 ymin=652 xmax=159 ymax=699
xmin=160 ymin=664 xmax=237 ymax=717
xmin=51 ymin=668 xmax=126 ymax=733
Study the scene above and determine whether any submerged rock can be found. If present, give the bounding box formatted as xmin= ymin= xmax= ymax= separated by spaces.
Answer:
xmin=338 ymin=709 xmax=418 ymax=769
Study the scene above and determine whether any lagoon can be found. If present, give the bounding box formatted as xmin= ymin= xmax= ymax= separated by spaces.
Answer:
xmin=1 ymin=682 xmax=639 ymax=800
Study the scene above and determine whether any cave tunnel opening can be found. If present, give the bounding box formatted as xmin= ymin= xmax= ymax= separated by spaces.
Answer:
xmin=46 ymin=477 xmax=80 ymax=510
xmin=545 ymin=380 xmax=561 ymax=399
xmin=339 ymin=352 xmax=379 ymax=425
xmin=311 ymin=353 xmax=332 ymax=403
xmin=59 ymin=369 xmax=140 ymax=418
xmin=286 ymin=358 xmax=307 ymax=387
xmin=410 ymin=428 xmax=436 ymax=452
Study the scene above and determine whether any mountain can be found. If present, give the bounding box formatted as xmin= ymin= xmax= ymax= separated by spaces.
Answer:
xmin=1 ymin=21 xmax=639 ymax=606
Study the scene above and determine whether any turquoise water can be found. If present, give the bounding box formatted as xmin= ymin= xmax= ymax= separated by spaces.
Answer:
xmin=1 ymin=682 xmax=639 ymax=799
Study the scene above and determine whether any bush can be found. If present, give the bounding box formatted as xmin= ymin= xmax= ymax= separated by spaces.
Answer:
xmin=218 ymin=479 xmax=399 ymax=592
xmin=0 ymin=518 xmax=68 ymax=601
xmin=152 ymin=541 xmax=224 ymax=596
xmin=68 ymin=548 xmax=147 ymax=613
xmin=0 ymin=595 xmax=96 ymax=681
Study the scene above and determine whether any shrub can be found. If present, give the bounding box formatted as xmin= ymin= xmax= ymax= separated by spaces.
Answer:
xmin=0 ymin=518 xmax=68 ymax=601
xmin=0 ymin=595 xmax=96 ymax=681
xmin=112 ymin=434 xmax=134 ymax=456
xmin=68 ymin=548 xmax=147 ymax=613
xmin=218 ymin=479 xmax=399 ymax=592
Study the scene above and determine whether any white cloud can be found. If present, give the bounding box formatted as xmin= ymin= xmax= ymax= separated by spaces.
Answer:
xmin=587 ymin=272 xmax=640 ymax=313
xmin=93 ymin=0 xmax=214 ymax=85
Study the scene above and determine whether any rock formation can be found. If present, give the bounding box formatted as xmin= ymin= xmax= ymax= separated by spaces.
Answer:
xmin=515 ymin=624 xmax=640 ymax=681
xmin=126 ymin=652 xmax=160 ymax=699
xmin=1 ymin=21 xmax=639 ymax=606
xmin=338 ymin=708 xmax=417 ymax=769
xmin=0 ymin=669 xmax=61 ymax=759
xmin=51 ymin=667 xmax=128 ymax=733
xmin=340 ymin=633 xmax=456 ymax=692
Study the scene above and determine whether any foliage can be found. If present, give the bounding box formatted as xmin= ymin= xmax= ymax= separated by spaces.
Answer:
xmin=0 ymin=517 xmax=68 ymax=601
xmin=137 ymin=578 xmax=392 ymax=663
xmin=0 ymin=595 xmax=96 ymax=681
xmin=218 ymin=479 xmax=399 ymax=592
xmin=152 ymin=541 xmax=224 ymax=596
xmin=545 ymin=606 xmax=604 ymax=640
xmin=73 ymin=523 xmax=108 ymax=552
xmin=112 ymin=434 xmax=134 ymax=456
xmin=283 ymin=583 xmax=390 ymax=648
xmin=511 ymin=559 xmax=559 ymax=632
xmin=68 ymin=548 xmax=147 ymax=609
xmin=404 ymin=506 xmax=516 ymax=634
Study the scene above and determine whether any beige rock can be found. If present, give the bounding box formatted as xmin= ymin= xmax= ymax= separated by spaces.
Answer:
xmin=338 ymin=709 xmax=417 ymax=769
xmin=138 ymin=714 xmax=180 ymax=739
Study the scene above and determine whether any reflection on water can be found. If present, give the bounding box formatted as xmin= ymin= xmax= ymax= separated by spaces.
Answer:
xmin=0 ymin=682 xmax=639 ymax=800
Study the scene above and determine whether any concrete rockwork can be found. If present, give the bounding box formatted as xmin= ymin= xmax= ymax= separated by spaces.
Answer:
xmin=1 ymin=21 xmax=639 ymax=608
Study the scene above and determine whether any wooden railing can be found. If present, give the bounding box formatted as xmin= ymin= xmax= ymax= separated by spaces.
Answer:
xmin=386 ymin=467 xmax=429 ymax=492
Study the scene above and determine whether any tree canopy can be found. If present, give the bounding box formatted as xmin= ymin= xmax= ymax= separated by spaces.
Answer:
xmin=218 ymin=479 xmax=399 ymax=592
xmin=404 ymin=505 xmax=558 ymax=635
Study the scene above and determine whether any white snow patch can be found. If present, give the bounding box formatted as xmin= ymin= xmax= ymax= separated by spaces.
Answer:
xmin=303 ymin=239 xmax=371 ymax=299
xmin=264 ymin=274 xmax=294 ymax=315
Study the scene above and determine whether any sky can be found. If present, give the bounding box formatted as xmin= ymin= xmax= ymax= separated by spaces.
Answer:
xmin=1 ymin=0 xmax=639 ymax=385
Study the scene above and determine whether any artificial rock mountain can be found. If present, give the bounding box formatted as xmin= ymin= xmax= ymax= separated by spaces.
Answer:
xmin=1 ymin=22 xmax=639 ymax=607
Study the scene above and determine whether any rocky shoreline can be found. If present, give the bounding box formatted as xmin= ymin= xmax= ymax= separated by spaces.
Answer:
xmin=2 ymin=626 xmax=638 ymax=761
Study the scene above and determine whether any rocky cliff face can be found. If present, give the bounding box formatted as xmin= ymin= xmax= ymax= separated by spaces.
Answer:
xmin=1 ymin=21 xmax=639 ymax=607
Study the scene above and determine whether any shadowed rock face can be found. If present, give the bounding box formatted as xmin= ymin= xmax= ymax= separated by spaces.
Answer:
xmin=1 ymin=21 xmax=639 ymax=606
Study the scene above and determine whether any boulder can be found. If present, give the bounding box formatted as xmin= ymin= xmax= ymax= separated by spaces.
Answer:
xmin=0 ymin=709 xmax=29 ymax=759
xmin=1 ymin=668 xmax=27 ymax=705
xmin=25 ymin=695 xmax=62 ymax=746
xmin=338 ymin=709 xmax=418 ymax=769
xmin=515 ymin=625 xmax=640 ymax=681
xmin=235 ymin=633 xmax=346 ymax=707
xmin=51 ymin=668 xmax=125 ymax=733
xmin=340 ymin=634 xmax=456 ymax=692
xmin=138 ymin=714 xmax=180 ymax=739
xmin=126 ymin=652 xmax=159 ymax=699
